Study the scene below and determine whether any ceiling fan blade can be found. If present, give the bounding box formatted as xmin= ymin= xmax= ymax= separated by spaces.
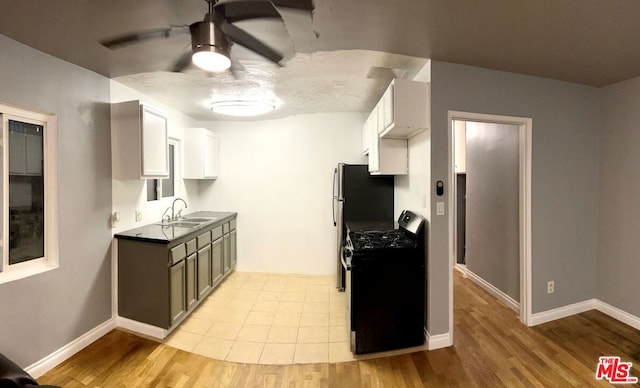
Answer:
xmin=271 ymin=0 xmax=314 ymax=11
xmin=219 ymin=21 xmax=284 ymax=64
xmin=172 ymin=45 xmax=193 ymax=72
xmin=214 ymin=0 xmax=283 ymax=23
xmin=230 ymin=56 xmax=246 ymax=72
xmin=101 ymin=25 xmax=189 ymax=49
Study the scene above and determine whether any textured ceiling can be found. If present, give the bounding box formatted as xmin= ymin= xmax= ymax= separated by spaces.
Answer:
xmin=2 ymin=0 xmax=640 ymax=120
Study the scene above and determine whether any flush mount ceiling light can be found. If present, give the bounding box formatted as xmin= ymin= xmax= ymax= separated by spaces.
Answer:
xmin=210 ymin=99 xmax=278 ymax=117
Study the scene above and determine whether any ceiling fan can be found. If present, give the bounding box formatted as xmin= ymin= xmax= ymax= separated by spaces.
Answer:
xmin=101 ymin=0 xmax=314 ymax=73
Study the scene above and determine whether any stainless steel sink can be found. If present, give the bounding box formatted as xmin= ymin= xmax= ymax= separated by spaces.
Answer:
xmin=181 ymin=217 xmax=217 ymax=223
xmin=156 ymin=216 xmax=217 ymax=228
xmin=164 ymin=221 xmax=201 ymax=228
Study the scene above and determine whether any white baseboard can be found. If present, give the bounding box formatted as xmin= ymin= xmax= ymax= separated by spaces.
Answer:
xmin=425 ymin=329 xmax=452 ymax=350
xmin=25 ymin=317 xmax=117 ymax=378
xmin=530 ymin=299 xmax=597 ymax=326
xmin=595 ymin=300 xmax=640 ymax=331
xmin=116 ymin=316 xmax=168 ymax=340
xmin=457 ymin=265 xmax=520 ymax=313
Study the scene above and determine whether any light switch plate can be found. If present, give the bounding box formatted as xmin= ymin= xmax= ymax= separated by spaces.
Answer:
xmin=135 ymin=210 xmax=142 ymax=222
xmin=436 ymin=202 xmax=445 ymax=215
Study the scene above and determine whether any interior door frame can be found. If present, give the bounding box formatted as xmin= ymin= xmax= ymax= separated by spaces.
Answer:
xmin=447 ymin=111 xmax=533 ymax=335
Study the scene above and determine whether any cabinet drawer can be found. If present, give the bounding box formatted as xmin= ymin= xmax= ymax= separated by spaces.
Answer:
xmin=211 ymin=226 xmax=223 ymax=241
xmin=230 ymin=219 xmax=236 ymax=231
xmin=186 ymin=239 xmax=197 ymax=255
xmin=197 ymin=231 xmax=211 ymax=248
xmin=223 ymin=223 xmax=230 ymax=234
xmin=169 ymin=244 xmax=186 ymax=265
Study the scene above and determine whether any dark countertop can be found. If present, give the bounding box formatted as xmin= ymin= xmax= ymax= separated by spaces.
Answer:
xmin=114 ymin=211 xmax=237 ymax=244
xmin=346 ymin=220 xmax=398 ymax=233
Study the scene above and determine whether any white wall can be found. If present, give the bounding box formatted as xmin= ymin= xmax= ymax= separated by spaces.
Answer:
xmin=395 ymin=61 xmax=431 ymax=221
xmin=598 ymin=76 xmax=640 ymax=318
xmin=429 ymin=61 xmax=600 ymax=335
xmin=199 ymin=113 xmax=367 ymax=275
xmin=110 ymin=81 xmax=201 ymax=233
xmin=394 ymin=131 xmax=430 ymax=219
xmin=0 ymin=35 xmax=112 ymax=367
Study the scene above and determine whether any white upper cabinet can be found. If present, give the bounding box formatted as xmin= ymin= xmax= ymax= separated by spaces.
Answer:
xmin=367 ymin=104 xmax=408 ymax=175
xmin=112 ymin=100 xmax=169 ymax=180
xmin=9 ymin=128 xmax=42 ymax=176
xmin=377 ymin=79 xmax=429 ymax=139
xmin=367 ymin=106 xmax=379 ymax=172
xmin=183 ymin=127 xmax=219 ymax=179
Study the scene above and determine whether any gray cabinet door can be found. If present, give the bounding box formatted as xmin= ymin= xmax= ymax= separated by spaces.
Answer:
xmin=230 ymin=229 xmax=237 ymax=268
xmin=223 ymin=234 xmax=231 ymax=274
xmin=170 ymin=260 xmax=186 ymax=326
xmin=186 ymin=253 xmax=197 ymax=310
xmin=197 ymin=244 xmax=212 ymax=299
xmin=211 ymin=237 xmax=224 ymax=286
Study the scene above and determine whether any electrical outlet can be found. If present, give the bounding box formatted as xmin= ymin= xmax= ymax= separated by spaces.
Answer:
xmin=547 ymin=280 xmax=555 ymax=294
xmin=135 ymin=210 xmax=142 ymax=222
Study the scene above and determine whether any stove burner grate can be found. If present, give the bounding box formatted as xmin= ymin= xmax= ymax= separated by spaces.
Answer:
xmin=350 ymin=230 xmax=416 ymax=251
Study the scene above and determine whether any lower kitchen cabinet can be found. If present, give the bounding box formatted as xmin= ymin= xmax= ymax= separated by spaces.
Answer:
xmin=223 ymin=234 xmax=230 ymax=274
xmin=222 ymin=219 xmax=237 ymax=274
xmin=212 ymin=237 xmax=224 ymax=286
xmin=230 ymin=229 xmax=237 ymax=268
xmin=186 ymin=253 xmax=197 ymax=310
xmin=169 ymin=260 xmax=186 ymax=326
xmin=116 ymin=213 xmax=237 ymax=333
xmin=197 ymin=244 xmax=212 ymax=299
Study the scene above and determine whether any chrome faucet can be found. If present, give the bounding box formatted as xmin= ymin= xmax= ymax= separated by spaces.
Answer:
xmin=161 ymin=206 xmax=173 ymax=224
xmin=171 ymin=197 xmax=188 ymax=221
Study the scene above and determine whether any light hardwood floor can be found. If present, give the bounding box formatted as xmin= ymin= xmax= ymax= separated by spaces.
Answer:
xmin=40 ymin=271 xmax=640 ymax=387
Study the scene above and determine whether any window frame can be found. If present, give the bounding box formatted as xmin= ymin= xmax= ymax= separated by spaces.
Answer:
xmin=0 ymin=103 xmax=58 ymax=284
xmin=147 ymin=137 xmax=180 ymax=202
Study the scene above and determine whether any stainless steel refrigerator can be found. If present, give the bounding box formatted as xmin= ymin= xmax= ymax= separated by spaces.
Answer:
xmin=332 ymin=163 xmax=394 ymax=290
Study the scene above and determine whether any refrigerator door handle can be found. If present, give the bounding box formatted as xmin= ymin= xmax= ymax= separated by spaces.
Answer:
xmin=332 ymin=197 xmax=337 ymax=226
xmin=332 ymin=168 xmax=338 ymax=226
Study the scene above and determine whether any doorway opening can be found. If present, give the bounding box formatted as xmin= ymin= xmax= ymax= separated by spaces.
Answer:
xmin=447 ymin=112 xmax=532 ymax=339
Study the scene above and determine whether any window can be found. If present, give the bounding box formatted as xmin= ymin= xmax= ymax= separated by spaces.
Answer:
xmin=0 ymin=104 xmax=58 ymax=283
xmin=147 ymin=139 xmax=179 ymax=201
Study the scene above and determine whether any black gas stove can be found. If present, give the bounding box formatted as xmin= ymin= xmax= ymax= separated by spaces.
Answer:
xmin=342 ymin=210 xmax=426 ymax=355
xmin=349 ymin=230 xmax=417 ymax=251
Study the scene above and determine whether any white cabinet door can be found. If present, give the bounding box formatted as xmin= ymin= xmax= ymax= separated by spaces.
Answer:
xmin=203 ymin=131 xmax=219 ymax=178
xmin=183 ymin=127 xmax=219 ymax=179
xmin=25 ymin=132 xmax=43 ymax=175
xmin=382 ymin=83 xmax=394 ymax=130
xmin=8 ymin=127 xmax=43 ymax=175
xmin=379 ymin=79 xmax=429 ymax=139
xmin=112 ymin=100 xmax=169 ymax=179
xmin=8 ymin=130 xmax=26 ymax=175
xmin=141 ymin=105 xmax=169 ymax=177
xmin=368 ymin=106 xmax=380 ymax=173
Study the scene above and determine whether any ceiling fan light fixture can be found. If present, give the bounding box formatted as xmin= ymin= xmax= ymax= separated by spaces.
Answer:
xmin=190 ymin=20 xmax=231 ymax=72
xmin=210 ymin=99 xmax=278 ymax=117
xmin=192 ymin=46 xmax=231 ymax=72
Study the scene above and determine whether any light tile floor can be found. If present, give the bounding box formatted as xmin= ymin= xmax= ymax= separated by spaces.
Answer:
xmin=163 ymin=271 xmax=356 ymax=364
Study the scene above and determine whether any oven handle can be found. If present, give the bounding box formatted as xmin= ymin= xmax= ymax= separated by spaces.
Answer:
xmin=341 ymin=248 xmax=352 ymax=271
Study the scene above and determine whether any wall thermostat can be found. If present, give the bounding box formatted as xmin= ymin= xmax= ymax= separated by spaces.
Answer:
xmin=436 ymin=181 xmax=444 ymax=196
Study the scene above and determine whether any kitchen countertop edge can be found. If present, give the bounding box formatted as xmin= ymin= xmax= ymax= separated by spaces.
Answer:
xmin=114 ymin=211 xmax=237 ymax=244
